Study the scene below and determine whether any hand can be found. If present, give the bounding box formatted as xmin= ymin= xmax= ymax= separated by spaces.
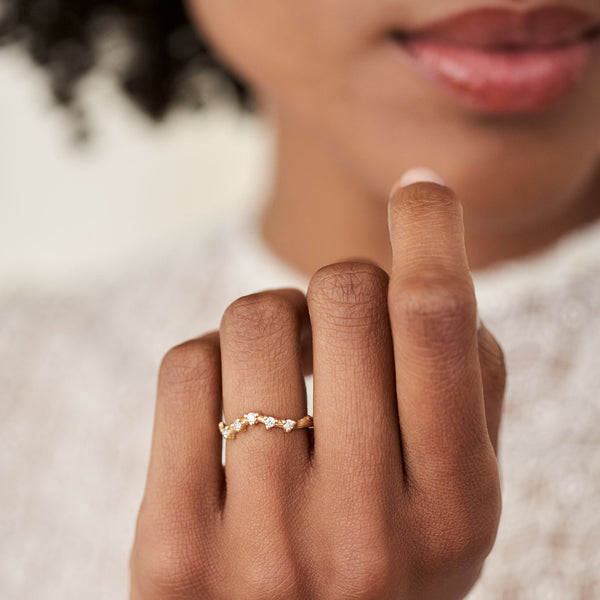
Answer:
xmin=130 ymin=181 xmax=506 ymax=599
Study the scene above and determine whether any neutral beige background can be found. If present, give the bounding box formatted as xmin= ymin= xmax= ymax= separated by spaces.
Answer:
xmin=0 ymin=47 xmax=271 ymax=295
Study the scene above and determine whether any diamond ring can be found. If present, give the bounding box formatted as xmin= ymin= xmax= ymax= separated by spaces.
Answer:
xmin=219 ymin=412 xmax=314 ymax=440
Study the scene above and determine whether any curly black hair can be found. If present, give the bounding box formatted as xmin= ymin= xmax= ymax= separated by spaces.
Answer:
xmin=0 ymin=0 xmax=254 ymax=122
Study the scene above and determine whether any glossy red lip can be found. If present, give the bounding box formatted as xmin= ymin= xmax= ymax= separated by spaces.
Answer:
xmin=396 ymin=5 xmax=600 ymax=48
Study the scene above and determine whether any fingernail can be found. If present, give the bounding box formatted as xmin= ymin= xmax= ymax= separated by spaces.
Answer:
xmin=388 ymin=168 xmax=446 ymax=237
xmin=390 ymin=167 xmax=446 ymax=197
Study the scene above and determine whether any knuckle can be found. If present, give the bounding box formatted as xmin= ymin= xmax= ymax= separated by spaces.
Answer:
xmin=240 ymin=546 xmax=301 ymax=600
xmin=308 ymin=262 xmax=388 ymax=324
xmin=221 ymin=291 xmax=299 ymax=347
xmin=158 ymin=337 xmax=219 ymax=395
xmin=322 ymin=511 xmax=396 ymax=599
xmin=139 ymin=552 xmax=194 ymax=597
xmin=421 ymin=463 xmax=502 ymax=569
xmin=132 ymin=510 xmax=211 ymax=597
xmin=425 ymin=516 xmax=498 ymax=573
xmin=136 ymin=547 xmax=204 ymax=598
xmin=328 ymin=542 xmax=394 ymax=599
xmin=391 ymin=279 xmax=477 ymax=347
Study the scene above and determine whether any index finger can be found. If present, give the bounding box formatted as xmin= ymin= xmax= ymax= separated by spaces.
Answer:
xmin=387 ymin=178 xmax=494 ymax=490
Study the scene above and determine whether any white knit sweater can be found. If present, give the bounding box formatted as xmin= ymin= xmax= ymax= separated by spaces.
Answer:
xmin=1 ymin=210 xmax=599 ymax=599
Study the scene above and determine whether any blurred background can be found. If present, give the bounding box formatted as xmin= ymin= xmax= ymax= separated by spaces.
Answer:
xmin=0 ymin=44 xmax=270 ymax=295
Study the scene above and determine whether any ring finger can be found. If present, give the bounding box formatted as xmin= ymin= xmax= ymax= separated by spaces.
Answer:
xmin=219 ymin=288 xmax=311 ymax=512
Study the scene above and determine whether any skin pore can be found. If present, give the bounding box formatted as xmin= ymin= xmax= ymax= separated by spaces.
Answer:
xmin=188 ymin=0 xmax=600 ymax=275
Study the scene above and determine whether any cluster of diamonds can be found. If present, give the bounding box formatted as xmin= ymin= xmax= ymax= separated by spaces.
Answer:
xmin=219 ymin=412 xmax=298 ymax=440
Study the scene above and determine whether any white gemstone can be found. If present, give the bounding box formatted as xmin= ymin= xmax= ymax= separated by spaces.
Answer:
xmin=233 ymin=419 xmax=243 ymax=432
xmin=283 ymin=419 xmax=295 ymax=432
xmin=264 ymin=416 xmax=276 ymax=429
xmin=247 ymin=412 xmax=258 ymax=425
xmin=221 ymin=428 xmax=232 ymax=438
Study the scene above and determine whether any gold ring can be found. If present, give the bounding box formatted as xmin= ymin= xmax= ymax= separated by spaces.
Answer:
xmin=219 ymin=412 xmax=313 ymax=440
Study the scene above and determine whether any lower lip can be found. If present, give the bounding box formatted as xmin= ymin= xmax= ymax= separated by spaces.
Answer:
xmin=392 ymin=35 xmax=599 ymax=114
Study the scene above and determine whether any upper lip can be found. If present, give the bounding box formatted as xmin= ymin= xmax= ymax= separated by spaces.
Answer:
xmin=393 ymin=5 xmax=600 ymax=48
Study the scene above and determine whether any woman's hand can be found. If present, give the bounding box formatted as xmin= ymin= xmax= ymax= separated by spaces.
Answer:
xmin=130 ymin=181 xmax=506 ymax=599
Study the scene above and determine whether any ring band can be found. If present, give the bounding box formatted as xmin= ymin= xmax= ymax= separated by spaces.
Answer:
xmin=219 ymin=412 xmax=314 ymax=440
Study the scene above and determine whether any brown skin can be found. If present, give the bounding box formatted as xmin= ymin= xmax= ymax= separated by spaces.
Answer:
xmin=130 ymin=184 xmax=506 ymax=599
xmin=190 ymin=0 xmax=600 ymax=274
xmin=131 ymin=0 xmax=600 ymax=597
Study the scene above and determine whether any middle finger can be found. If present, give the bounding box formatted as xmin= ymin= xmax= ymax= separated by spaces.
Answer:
xmin=307 ymin=262 xmax=402 ymax=480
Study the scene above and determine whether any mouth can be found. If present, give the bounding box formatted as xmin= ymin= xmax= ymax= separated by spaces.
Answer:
xmin=388 ymin=5 xmax=600 ymax=114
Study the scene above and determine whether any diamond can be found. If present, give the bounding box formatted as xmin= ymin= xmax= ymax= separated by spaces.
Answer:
xmin=233 ymin=419 xmax=243 ymax=432
xmin=264 ymin=416 xmax=276 ymax=429
xmin=283 ymin=419 xmax=295 ymax=433
xmin=221 ymin=427 xmax=232 ymax=439
xmin=246 ymin=412 xmax=258 ymax=425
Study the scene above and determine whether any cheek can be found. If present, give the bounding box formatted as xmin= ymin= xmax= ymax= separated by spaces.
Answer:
xmin=186 ymin=0 xmax=341 ymax=102
xmin=187 ymin=1 xmax=425 ymax=178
